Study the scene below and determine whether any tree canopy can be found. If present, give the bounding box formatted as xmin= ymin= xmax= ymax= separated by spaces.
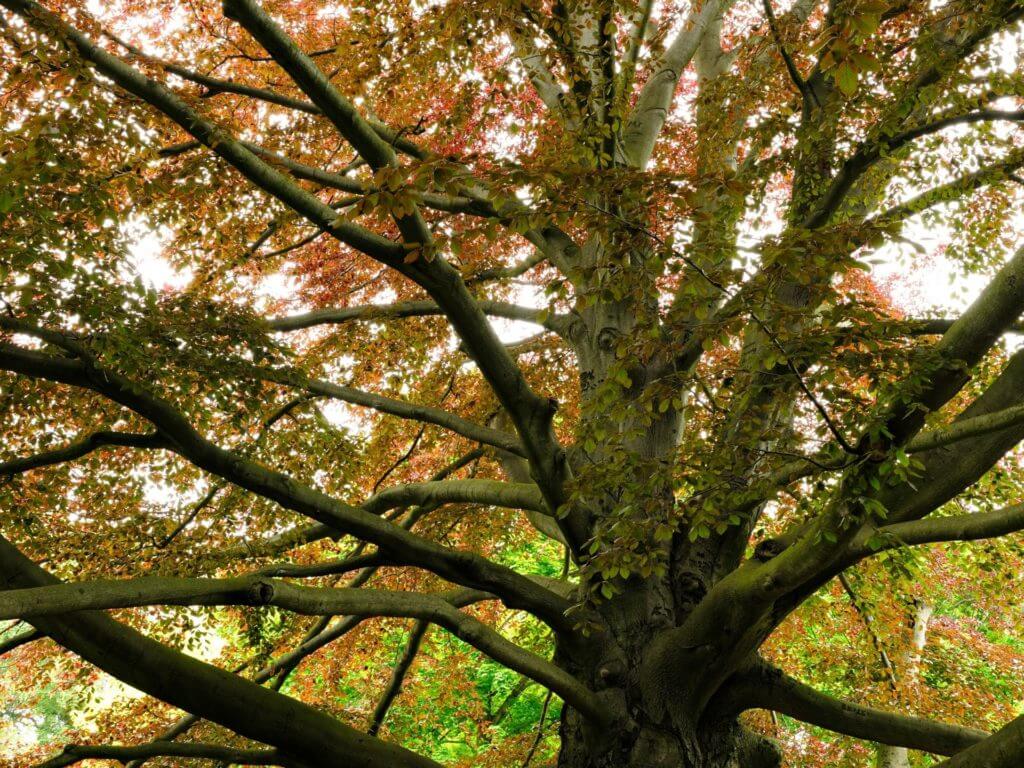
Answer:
xmin=1 ymin=0 xmax=1024 ymax=766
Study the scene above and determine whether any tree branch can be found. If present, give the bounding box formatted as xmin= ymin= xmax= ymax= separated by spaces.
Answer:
xmin=0 ymin=341 xmax=574 ymax=631
xmin=858 ymin=502 xmax=1024 ymax=554
xmin=621 ymin=0 xmax=735 ymax=167
xmin=0 ymin=626 xmax=39 ymax=655
xmin=0 ymin=430 xmax=167 ymax=476
xmin=731 ymin=665 xmax=988 ymax=756
xmin=368 ymin=619 xmax=430 ymax=735
xmin=35 ymin=742 xmax=296 ymax=768
xmin=908 ymin=403 xmax=1024 ymax=453
xmin=268 ymin=299 xmax=569 ymax=335
xmin=269 ymin=373 xmax=527 ymax=456
xmin=0 ymin=573 xmax=609 ymax=723
xmin=761 ymin=0 xmax=816 ymax=109
xmin=906 ymin=318 xmax=1024 ymax=336
xmin=934 ymin=714 xmax=1024 ymax=767
xmin=0 ymin=533 xmax=444 ymax=768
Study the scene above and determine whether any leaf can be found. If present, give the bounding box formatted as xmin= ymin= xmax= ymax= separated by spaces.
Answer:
xmin=835 ymin=61 xmax=859 ymax=96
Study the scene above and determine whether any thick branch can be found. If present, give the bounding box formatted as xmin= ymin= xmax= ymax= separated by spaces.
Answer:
xmin=732 ymin=665 xmax=988 ymax=756
xmin=0 ymin=533 xmax=443 ymax=768
xmin=0 ymin=573 xmax=608 ymax=723
xmin=621 ymin=0 xmax=735 ymax=167
xmin=36 ymin=742 xmax=294 ymax=768
xmin=860 ymin=503 xmax=1024 ymax=553
xmin=0 ymin=342 xmax=573 ymax=631
xmin=909 ymin=403 xmax=1024 ymax=453
xmin=0 ymin=430 xmax=166 ymax=476
xmin=935 ymin=715 xmax=1024 ymax=767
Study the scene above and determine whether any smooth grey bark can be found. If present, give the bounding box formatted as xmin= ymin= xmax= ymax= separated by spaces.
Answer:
xmin=876 ymin=600 xmax=934 ymax=768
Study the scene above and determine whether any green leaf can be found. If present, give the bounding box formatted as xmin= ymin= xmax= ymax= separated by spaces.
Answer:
xmin=835 ymin=62 xmax=858 ymax=96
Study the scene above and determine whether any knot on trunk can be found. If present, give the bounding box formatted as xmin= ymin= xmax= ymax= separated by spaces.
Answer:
xmin=247 ymin=579 xmax=275 ymax=605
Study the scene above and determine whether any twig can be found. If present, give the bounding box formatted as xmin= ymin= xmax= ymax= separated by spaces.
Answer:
xmin=838 ymin=572 xmax=899 ymax=695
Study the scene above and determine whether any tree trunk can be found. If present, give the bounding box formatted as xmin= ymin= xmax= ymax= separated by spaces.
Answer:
xmin=557 ymin=702 xmax=780 ymax=768
xmin=876 ymin=600 xmax=934 ymax=768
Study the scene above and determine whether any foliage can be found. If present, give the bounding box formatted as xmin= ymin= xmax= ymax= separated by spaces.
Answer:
xmin=1 ymin=0 xmax=1024 ymax=766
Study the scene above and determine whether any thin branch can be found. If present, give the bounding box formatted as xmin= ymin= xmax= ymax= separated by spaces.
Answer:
xmin=223 ymin=447 xmax=485 ymax=560
xmin=268 ymin=299 xmax=568 ymax=334
xmin=248 ymin=368 xmax=526 ymax=456
xmin=492 ymin=676 xmax=532 ymax=723
xmin=465 ymin=251 xmax=548 ymax=284
xmin=906 ymin=318 xmax=1024 ymax=336
xmin=838 ymin=572 xmax=899 ymax=693
xmin=761 ymin=0 xmax=817 ymax=108
xmin=522 ymin=688 xmax=554 ymax=767
xmin=368 ymin=619 xmax=429 ymax=735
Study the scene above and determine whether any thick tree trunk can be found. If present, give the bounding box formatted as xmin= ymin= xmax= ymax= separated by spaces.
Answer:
xmin=557 ymin=702 xmax=780 ymax=768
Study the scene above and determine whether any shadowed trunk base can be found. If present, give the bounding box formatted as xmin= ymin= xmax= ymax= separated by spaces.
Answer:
xmin=557 ymin=707 xmax=781 ymax=768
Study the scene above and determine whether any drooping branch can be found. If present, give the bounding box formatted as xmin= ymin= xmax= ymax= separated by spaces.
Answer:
xmin=0 ymin=573 xmax=609 ymax=723
xmin=728 ymin=665 xmax=988 ymax=756
xmin=867 ymin=145 xmax=1024 ymax=234
xmin=0 ymin=430 xmax=167 ymax=476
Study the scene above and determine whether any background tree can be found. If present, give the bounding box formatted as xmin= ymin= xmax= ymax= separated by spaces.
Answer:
xmin=1 ymin=0 xmax=1024 ymax=766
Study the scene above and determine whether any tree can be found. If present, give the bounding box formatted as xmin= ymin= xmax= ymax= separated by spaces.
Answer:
xmin=1 ymin=0 xmax=1024 ymax=765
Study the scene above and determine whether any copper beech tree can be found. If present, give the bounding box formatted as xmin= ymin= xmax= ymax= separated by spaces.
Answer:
xmin=2 ymin=0 xmax=1024 ymax=765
